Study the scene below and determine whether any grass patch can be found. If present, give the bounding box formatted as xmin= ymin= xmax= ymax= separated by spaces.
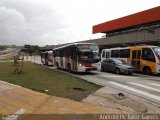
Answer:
xmin=0 ymin=62 xmax=101 ymax=101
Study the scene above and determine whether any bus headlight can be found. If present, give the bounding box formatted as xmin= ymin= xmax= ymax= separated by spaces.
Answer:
xmin=79 ymin=63 xmax=85 ymax=67
xmin=79 ymin=64 xmax=84 ymax=67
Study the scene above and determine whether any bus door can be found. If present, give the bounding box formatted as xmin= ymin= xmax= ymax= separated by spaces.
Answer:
xmin=101 ymin=50 xmax=110 ymax=61
xmin=131 ymin=49 xmax=141 ymax=70
xmin=71 ymin=47 xmax=77 ymax=71
xmin=60 ymin=50 xmax=63 ymax=68
xmin=106 ymin=51 xmax=110 ymax=58
xmin=45 ymin=53 xmax=48 ymax=65
xmin=52 ymin=52 xmax=55 ymax=66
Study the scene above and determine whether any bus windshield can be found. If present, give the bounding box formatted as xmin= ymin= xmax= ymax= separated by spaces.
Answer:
xmin=152 ymin=47 xmax=160 ymax=58
xmin=78 ymin=51 xmax=100 ymax=63
xmin=77 ymin=44 xmax=100 ymax=63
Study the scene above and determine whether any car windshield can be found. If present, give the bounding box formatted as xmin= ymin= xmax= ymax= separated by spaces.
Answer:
xmin=152 ymin=47 xmax=160 ymax=58
xmin=119 ymin=60 xmax=127 ymax=64
xmin=113 ymin=59 xmax=124 ymax=64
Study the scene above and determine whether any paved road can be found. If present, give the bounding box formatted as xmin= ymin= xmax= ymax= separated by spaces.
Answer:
xmin=27 ymin=56 xmax=160 ymax=107
xmin=75 ymin=71 xmax=160 ymax=106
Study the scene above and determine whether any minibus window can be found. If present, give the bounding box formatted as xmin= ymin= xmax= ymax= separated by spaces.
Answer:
xmin=132 ymin=50 xmax=136 ymax=59
xmin=111 ymin=50 xmax=119 ymax=58
xmin=120 ymin=49 xmax=130 ymax=58
xmin=142 ymin=48 xmax=155 ymax=62
xmin=106 ymin=52 xmax=110 ymax=58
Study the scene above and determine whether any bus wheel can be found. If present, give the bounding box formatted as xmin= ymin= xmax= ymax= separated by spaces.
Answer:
xmin=115 ymin=68 xmax=120 ymax=74
xmin=56 ymin=62 xmax=59 ymax=69
xmin=68 ymin=64 xmax=72 ymax=73
xmin=143 ymin=67 xmax=151 ymax=75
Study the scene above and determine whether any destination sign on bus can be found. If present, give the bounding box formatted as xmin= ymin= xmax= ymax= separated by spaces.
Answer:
xmin=78 ymin=45 xmax=99 ymax=52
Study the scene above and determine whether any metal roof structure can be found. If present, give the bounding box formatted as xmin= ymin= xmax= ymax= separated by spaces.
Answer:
xmin=93 ymin=6 xmax=160 ymax=34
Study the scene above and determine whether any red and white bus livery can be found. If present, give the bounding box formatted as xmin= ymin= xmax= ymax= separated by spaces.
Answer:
xmin=53 ymin=43 xmax=100 ymax=72
xmin=41 ymin=51 xmax=53 ymax=66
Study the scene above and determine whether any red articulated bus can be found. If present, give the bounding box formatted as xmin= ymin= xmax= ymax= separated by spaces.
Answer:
xmin=41 ymin=51 xmax=53 ymax=66
xmin=53 ymin=43 xmax=101 ymax=72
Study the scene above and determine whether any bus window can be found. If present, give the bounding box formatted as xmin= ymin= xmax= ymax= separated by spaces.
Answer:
xmin=102 ymin=51 xmax=105 ymax=58
xmin=61 ymin=49 xmax=64 ymax=57
xmin=71 ymin=46 xmax=77 ymax=60
xmin=120 ymin=49 xmax=130 ymax=58
xmin=60 ymin=50 xmax=62 ymax=57
xmin=106 ymin=52 xmax=110 ymax=58
xmin=63 ymin=47 xmax=70 ymax=57
xmin=111 ymin=50 xmax=119 ymax=58
xmin=142 ymin=48 xmax=155 ymax=62
xmin=53 ymin=51 xmax=55 ymax=57
xmin=55 ymin=50 xmax=60 ymax=57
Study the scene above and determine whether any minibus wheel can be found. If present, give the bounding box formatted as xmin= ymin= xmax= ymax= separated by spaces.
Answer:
xmin=143 ymin=67 xmax=151 ymax=75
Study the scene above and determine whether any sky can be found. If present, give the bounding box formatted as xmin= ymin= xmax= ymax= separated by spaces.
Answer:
xmin=0 ymin=0 xmax=159 ymax=46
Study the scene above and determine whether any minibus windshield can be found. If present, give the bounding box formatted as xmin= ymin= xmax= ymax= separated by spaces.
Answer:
xmin=152 ymin=47 xmax=160 ymax=58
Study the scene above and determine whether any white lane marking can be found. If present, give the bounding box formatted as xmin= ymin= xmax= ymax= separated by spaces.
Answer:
xmin=99 ymin=74 xmax=158 ymax=80
xmin=148 ymin=83 xmax=160 ymax=87
xmin=100 ymin=75 xmax=122 ymax=77
xmin=99 ymin=75 xmax=140 ymax=78
xmin=4 ymin=108 xmax=26 ymax=120
xmin=128 ymin=82 xmax=160 ymax=92
xmin=109 ymin=82 xmax=160 ymax=101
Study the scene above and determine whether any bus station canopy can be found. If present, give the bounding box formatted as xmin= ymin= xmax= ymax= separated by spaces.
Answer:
xmin=93 ymin=6 xmax=160 ymax=34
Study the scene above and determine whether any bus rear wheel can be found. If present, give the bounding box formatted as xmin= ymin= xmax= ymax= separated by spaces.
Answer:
xmin=143 ymin=67 xmax=151 ymax=75
xmin=68 ymin=64 xmax=72 ymax=73
xmin=56 ymin=62 xmax=59 ymax=69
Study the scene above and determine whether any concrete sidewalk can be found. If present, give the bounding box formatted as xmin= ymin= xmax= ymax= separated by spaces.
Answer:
xmin=0 ymin=80 xmax=127 ymax=120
